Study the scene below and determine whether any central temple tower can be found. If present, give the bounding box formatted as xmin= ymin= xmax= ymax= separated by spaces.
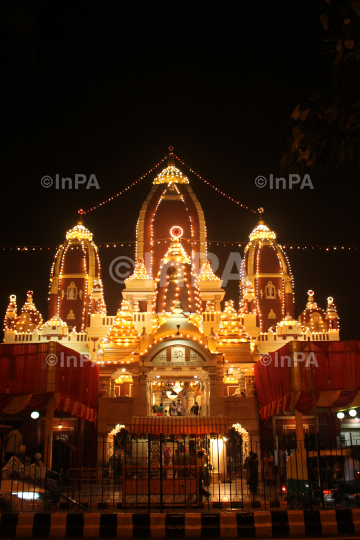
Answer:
xmin=122 ymin=151 xmax=224 ymax=331
xmin=135 ymin=153 xmax=207 ymax=277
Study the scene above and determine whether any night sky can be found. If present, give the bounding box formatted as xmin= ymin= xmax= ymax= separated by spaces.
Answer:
xmin=0 ymin=1 xmax=359 ymax=339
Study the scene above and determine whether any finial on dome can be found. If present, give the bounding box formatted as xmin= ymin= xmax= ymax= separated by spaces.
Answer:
xmin=168 ymin=145 xmax=175 ymax=167
xmin=66 ymin=221 xmax=93 ymax=241
xmin=172 ymin=299 xmax=184 ymax=314
xmin=257 ymin=208 xmax=265 ymax=225
xmin=153 ymin=153 xmax=189 ymax=185
xmin=249 ymin=220 xmax=276 ymax=241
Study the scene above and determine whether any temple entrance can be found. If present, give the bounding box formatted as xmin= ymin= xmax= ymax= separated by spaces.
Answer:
xmin=143 ymin=338 xmax=216 ymax=418
xmin=148 ymin=368 xmax=209 ymax=417
xmin=103 ymin=423 xmax=265 ymax=511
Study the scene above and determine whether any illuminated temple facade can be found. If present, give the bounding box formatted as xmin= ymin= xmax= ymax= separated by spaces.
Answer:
xmin=3 ymin=154 xmax=340 ymax=448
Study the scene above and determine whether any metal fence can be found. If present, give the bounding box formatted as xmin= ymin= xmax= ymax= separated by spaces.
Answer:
xmin=1 ymin=430 xmax=360 ymax=512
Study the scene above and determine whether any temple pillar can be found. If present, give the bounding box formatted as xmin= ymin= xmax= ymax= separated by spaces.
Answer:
xmin=290 ymin=340 xmax=304 ymax=451
xmin=208 ymin=368 xmax=225 ymax=416
xmin=154 ymin=391 xmax=162 ymax=407
xmin=205 ymin=381 xmax=210 ymax=416
xmin=186 ymin=390 xmax=196 ymax=414
xmin=201 ymin=383 xmax=206 ymax=416
xmin=44 ymin=341 xmax=56 ymax=469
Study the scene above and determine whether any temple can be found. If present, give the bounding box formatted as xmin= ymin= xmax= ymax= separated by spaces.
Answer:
xmin=2 ymin=150 xmax=344 ymax=467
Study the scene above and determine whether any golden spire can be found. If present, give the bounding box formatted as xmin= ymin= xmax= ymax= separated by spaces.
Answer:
xmin=162 ymin=236 xmax=190 ymax=264
xmin=217 ymin=300 xmax=249 ymax=343
xmin=199 ymin=259 xmax=220 ymax=281
xmin=106 ymin=300 xmax=140 ymax=346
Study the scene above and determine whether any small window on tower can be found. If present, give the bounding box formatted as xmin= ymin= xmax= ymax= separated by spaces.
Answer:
xmin=211 ymin=314 xmax=214 ymax=322
xmin=67 ymin=281 xmax=78 ymax=300
xmin=142 ymin=314 xmax=145 ymax=322
xmin=265 ymin=281 xmax=275 ymax=299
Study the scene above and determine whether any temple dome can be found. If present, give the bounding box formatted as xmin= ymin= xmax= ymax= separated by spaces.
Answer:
xmin=241 ymin=218 xmax=294 ymax=332
xmin=154 ymin=300 xmax=202 ymax=340
xmin=48 ymin=219 xmax=104 ymax=331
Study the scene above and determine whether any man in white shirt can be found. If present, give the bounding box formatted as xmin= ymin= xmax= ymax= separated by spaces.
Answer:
xmin=4 ymin=427 xmax=22 ymax=463
xmin=170 ymin=402 xmax=177 ymax=416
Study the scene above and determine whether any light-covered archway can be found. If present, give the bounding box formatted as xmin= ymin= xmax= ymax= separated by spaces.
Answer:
xmin=142 ymin=338 xmax=217 ymax=417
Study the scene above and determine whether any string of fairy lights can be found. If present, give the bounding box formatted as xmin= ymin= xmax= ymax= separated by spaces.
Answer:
xmin=173 ymin=153 xmax=259 ymax=214
xmin=0 ymin=243 xmax=357 ymax=251
xmin=79 ymin=156 xmax=167 ymax=215
xmin=0 ymin=149 xmax=358 ymax=252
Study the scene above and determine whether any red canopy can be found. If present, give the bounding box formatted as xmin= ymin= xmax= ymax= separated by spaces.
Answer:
xmin=0 ymin=343 xmax=98 ymax=422
xmin=126 ymin=416 xmax=229 ymax=435
xmin=254 ymin=341 xmax=360 ymax=419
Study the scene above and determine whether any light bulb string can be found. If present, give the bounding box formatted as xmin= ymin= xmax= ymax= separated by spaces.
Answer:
xmin=79 ymin=156 xmax=167 ymax=215
xmin=0 ymin=242 xmax=358 ymax=251
xmin=173 ymin=153 xmax=259 ymax=214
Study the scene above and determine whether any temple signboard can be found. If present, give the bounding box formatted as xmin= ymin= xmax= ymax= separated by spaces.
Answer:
xmin=150 ymin=345 xmax=204 ymax=366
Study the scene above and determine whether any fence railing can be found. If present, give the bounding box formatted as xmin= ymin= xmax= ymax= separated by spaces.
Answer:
xmin=1 ymin=430 xmax=360 ymax=512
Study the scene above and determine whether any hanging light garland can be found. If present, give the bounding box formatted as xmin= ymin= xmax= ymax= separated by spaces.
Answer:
xmin=0 ymin=242 xmax=357 ymax=251
xmin=79 ymin=157 xmax=167 ymax=215
xmin=0 ymin=149 xmax=358 ymax=252
xmin=173 ymin=153 xmax=259 ymax=214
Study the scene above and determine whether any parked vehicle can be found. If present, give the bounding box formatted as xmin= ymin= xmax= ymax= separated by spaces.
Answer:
xmin=285 ymin=449 xmax=351 ymax=510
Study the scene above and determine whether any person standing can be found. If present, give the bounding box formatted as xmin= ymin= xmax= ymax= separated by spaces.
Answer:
xmin=170 ymin=402 xmax=177 ymax=416
xmin=157 ymin=403 xmax=163 ymax=416
xmin=4 ymin=427 xmax=22 ymax=463
xmin=197 ymin=449 xmax=210 ymax=502
xmin=249 ymin=453 xmax=259 ymax=494
xmin=176 ymin=400 xmax=182 ymax=416
xmin=244 ymin=450 xmax=253 ymax=486
xmin=193 ymin=402 xmax=200 ymax=416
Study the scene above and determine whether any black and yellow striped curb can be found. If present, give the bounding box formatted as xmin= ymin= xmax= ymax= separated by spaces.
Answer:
xmin=0 ymin=509 xmax=359 ymax=537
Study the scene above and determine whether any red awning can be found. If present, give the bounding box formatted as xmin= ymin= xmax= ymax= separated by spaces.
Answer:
xmin=0 ymin=343 xmax=98 ymax=422
xmin=255 ymin=340 xmax=360 ymax=419
xmin=126 ymin=416 xmax=229 ymax=435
